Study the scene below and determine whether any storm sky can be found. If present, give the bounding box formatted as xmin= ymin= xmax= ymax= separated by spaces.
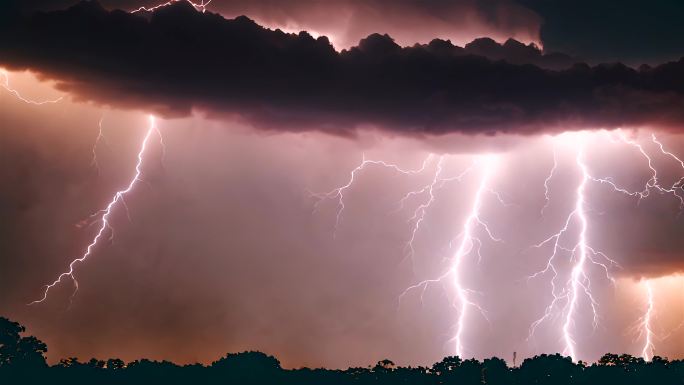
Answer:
xmin=1 ymin=0 xmax=683 ymax=368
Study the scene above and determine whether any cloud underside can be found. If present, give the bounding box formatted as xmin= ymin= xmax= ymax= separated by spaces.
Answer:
xmin=2 ymin=1 xmax=684 ymax=136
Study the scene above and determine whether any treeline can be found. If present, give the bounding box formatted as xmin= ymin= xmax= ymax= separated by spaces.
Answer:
xmin=2 ymin=316 xmax=683 ymax=384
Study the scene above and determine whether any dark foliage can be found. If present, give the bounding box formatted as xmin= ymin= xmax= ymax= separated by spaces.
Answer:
xmin=1 ymin=316 xmax=683 ymax=384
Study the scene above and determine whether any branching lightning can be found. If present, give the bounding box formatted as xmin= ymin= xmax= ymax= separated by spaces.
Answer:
xmin=398 ymin=156 xmax=499 ymax=358
xmin=311 ymin=154 xmax=434 ymax=237
xmin=1 ymin=69 xmax=63 ymax=105
xmin=401 ymin=157 xmax=475 ymax=266
xmin=131 ymin=0 xmax=212 ymax=13
xmin=651 ymin=133 xmax=684 ymax=208
xmin=591 ymin=131 xmax=684 ymax=209
xmin=3 ymin=66 xmax=165 ymax=306
xmin=529 ymin=130 xmax=684 ymax=361
xmin=30 ymin=115 xmax=162 ymax=305
xmin=10 ymin=52 xmax=682 ymax=359
xmin=449 ymin=156 xmax=498 ymax=357
xmin=528 ymin=137 xmax=619 ymax=361
xmin=90 ymin=117 xmax=109 ymax=174
xmin=3 ymin=4 xmax=682 ymax=362
xmin=401 ymin=156 xmax=445 ymax=263
xmin=592 ymin=132 xmax=684 ymax=360
xmin=541 ymin=145 xmax=558 ymax=216
xmin=629 ymin=278 xmax=684 ymax=361
xmin=637 ymin=280 xmax=656 ymax=361
xmin=314 ymin=153 xmax=502 ymax=357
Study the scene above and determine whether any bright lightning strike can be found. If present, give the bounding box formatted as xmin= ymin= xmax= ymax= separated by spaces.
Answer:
xmin=30 ymin=115 xmax=162 ymax=305
xmin=316 ymin=153 xmax=505 ymax=358
xmin=400 ymin=155 xmax=499 ymax=358
xmin=450 ymin=155 xmax=498 ymax=357
xmin=651 ymin=133 xmax=684 ymax=208
xmin=561 ymin=146 xmax=592 ymax=361
xmin=131 ymin=0 xmax=212 ymax=13
xmin=529 ymin=131 xmax=684 ymax=361
xmin=638 ymin=280 xmax=656 ymax=361
xmin=591 ymin=131 xmax=684 ymax=209
xmin=528 ymin=138 xmax=618 ymax=361
xmin=0 ymin=69 xmax=63 ymax=105
xmin=629 ymin=277 xmax=684 ymax=360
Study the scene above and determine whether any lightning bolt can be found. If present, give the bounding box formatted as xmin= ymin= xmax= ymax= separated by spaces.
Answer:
xmin=561 ymin=146 xmax=592 ymax=361
xmin=630 ymin=135 xmax=684 ymax=360
xmin=30 ymin=115 xmax=162 ymax=305
xmin=400 ymin=156 xmax=445 ymax=266
xmin=400 ymin=157 xmax=475 ymax=266
xmin=540 ymin=145 xmax=558 ymax=216
xmin=90 ymin=117 xmax=108 ymax=174
xmin=531 ymin=132 xmax=684 ymax=361
xmin=317 ymin=153 xmax=505 ymax=358
xmin=638 ymin=280 xmax=655 ymax=361
xmin=450 ymin=155 xmax=498 ymax=357
xmin=651 ymin=133 xmax=684 ymax=208
xmin=1 ymin=69 xmax=63 ymax=105
xmin=311 ymin=154 xmax=434 ymax=238
xmin=586 ymin=132 xmax=684 ymax=361
xmin=591 ymin=131 xmax=684 ymax=208
xmin=6 ymin=4 xmax=682 ymax=360
xmin=528 ymin=137 xmax=618 ymax=361
xmin=629 ymin=276 xmax=684 ymax=361
xmin=131 ymin=0 xmax=212 ymax=13
xmin=400 ymin=155 xmax=499 ymax=358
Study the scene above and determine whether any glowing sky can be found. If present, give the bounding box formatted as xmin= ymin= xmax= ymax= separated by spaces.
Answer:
xmin=1 ymin=0 xmax=684 ymax=369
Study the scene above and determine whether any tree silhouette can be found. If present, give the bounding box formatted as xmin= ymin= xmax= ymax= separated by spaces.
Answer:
xmin=211 ymin=351 xmax=281 ymax=372
xmin=518 ymin=353 xmax=579 ymax=385
xmin=431 ymin=355 xmax=462 ymax=375
xmin=0 ymin=315 xmax=683 ymax=384
xmin=105 ymin=358 xmax=125 ymax=370
xmin=374 ymin=359 xmax=395 ymax=372
xmin=0 ymin=317 xmax=47 ymax=369
xmin=482 ymin=357 xmax=510 ymax=385
xmin=57 ymin=357 xmax=81 ymax=368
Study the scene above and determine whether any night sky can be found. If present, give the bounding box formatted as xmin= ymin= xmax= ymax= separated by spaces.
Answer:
xmin=1 ymin=0 xmax=683 ymax=368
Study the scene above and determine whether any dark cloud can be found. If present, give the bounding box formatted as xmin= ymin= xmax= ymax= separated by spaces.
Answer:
xmin=462 ymin=37 xmax=574 ymax=69
xmin=2 ymin=1 xmax=684 ymax=135
xmin=14 ymin=0 xmax=543 ymax=49
xmin=16 ymin=0 xmax=684 ymax=66
xmin=522 ymin=0 xmax=684 ymax=65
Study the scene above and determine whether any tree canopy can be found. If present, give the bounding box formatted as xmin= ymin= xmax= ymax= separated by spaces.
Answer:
xmin=1 ymin=315 xmax=683 ymax=384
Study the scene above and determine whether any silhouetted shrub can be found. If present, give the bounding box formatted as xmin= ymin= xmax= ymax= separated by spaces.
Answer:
xmin=1 ymin=315 xmax=683 ymax=384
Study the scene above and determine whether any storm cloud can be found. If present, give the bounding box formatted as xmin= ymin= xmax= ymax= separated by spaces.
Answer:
xmin=12 ymin=0 xmax=543 ymax=49
xmin=522 ymin=0 xmax=684 ymax=65
xmin=2 ymin=1 xmax=684 ymax=136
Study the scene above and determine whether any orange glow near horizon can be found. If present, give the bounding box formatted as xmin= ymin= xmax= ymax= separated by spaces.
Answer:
xmin=619 ymin=275 xmax=684 ymax=359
